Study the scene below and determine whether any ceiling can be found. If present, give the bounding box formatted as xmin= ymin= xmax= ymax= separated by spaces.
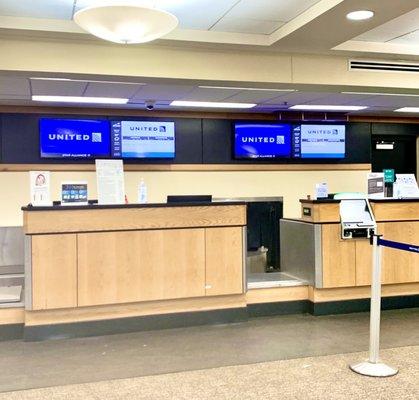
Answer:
xmin=0 ymin=0 xmax=418 ymax=56
xmin=335 ymin=6 xmax=419 ymax=56
xmin=0 ymin=73 xmax=418 ymax=115
xmin=0 ymin=0 xmax=322 ymax=35
xmin=0 ymin=1 xmax=417 ymax=115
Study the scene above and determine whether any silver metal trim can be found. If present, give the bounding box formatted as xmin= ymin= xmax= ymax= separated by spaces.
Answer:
xmin=242 ymin=226 xmax=247 ymax=293
xmin=24 ymin=236 xmax=32 ymax=310
xmin=314 ymin=225 xmax=323 ymax=288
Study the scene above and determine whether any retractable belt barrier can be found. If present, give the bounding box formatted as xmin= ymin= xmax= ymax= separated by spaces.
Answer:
xmin=350 ymin=234 xmax=419 ymax=378
xmin=378 ymin=238 xmax=419 ymax=254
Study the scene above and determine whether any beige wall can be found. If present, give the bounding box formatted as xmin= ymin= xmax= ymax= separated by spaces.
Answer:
xmin=0 ymin=169 xmax=368 ymax=227
xmin=1 ymin=37 xmax=418 ymax=89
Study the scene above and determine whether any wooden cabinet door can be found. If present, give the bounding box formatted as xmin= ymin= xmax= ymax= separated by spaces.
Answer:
xmin=77 ymin=229 xmax=206 ymax=307
xmin=322 ymin=224 xmax=356 ymax=288
xmin=380 ymin=222 xmax=419 ymax=284
xmin=355 ymin=240 xmax=373 ymax=286
xmin=205 ymin=227 xmax=244 ymax=296
xmin=31 ymin=234 xmax=77 ymax=310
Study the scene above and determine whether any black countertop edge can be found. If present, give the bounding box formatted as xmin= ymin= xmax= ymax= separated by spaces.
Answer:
xmin=280 ymin=218 xmax=340 ymax=224
xmin=21 ymin=201 xmax=246 ymax=211
xmin=369 ymin=198 xmax=419 ymax=203
xmin=300 ymin=198 xmax=419 ymax=204
xmin=299 ymin=199 xmax=340 ymax=204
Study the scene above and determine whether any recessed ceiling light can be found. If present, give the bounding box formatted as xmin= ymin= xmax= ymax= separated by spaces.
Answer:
xmin=170 ymin=100 xmax=256 ymax=109
xmin=30 ymin=77 xmax=146 ymax=85
xmin=198 ymin=86 xmax=296 ymax=92
xmin=346 ymin=10 xmax=374 ymax=21
xmin=32 ymin=95 xmax=129 ymax=104
xmin=289 ymin=105 xmax=367 ymax=111
xmin=342 ymin=91 xmax=419 ymax=97
xmin=30 ymin=77 xmax=72 ymax=81
xmin=394 ymin=107 xmax=419 ymax=113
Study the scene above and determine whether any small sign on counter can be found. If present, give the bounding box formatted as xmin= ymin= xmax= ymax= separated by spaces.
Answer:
xmin=367 ymin=172 xmax=384 ymax=199
xmin=61 ymin=181 xmax=88 ymax=206
xmin=315 ymin=182 xmax=328 ymax=199
xmin=29 ymin=171 xmax=52 ymax=206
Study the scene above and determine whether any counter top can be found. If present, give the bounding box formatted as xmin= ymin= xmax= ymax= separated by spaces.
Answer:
xmin=22 ymin=201 xmax=245 ymax=212
xmin=300 ymin=198 xmax=419 ymax=204
xmin=299 ymin=199 xmax=340 ymax=204
xmin=369 ymin=198 xmax=419 ymax=203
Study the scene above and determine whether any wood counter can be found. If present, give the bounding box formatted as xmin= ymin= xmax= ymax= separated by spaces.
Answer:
xmin=283 ymin=199 xmax=419 ymax=289
xmin=23 ymin=203 xmax=247 ymax=311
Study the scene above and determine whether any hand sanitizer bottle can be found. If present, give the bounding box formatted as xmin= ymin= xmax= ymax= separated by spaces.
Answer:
xmin=138 ymin=178 xmax=148 ymax=204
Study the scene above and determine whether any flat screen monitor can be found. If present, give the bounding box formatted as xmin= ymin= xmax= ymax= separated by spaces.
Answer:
xmin=234 ymin=123 xmax=292 ymax=159
xmin=293 ymin=124 xmax=345 ymax=159
xmin=40 ymin=118 xmax=110 ymax=159
xmin=111 ymin=120 xmax=175 ymax=158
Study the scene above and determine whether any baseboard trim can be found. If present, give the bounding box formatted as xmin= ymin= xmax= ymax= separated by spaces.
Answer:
xmin=310 ymin=295 xmax=419 ymax=316
xmin=2 ymin=295 xmax=417 ymax=342
xmin=0 ymin=323 xmax=24 ymax=341
xmin=24 ymin=307 xmax=248 ymax=342
xmin=247 ymin=300 xmax=310 ymax=317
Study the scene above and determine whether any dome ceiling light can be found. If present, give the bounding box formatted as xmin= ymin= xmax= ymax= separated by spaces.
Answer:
xmin=74 ymin=3 xmax=179 ymax=44
xmin=346 ymin=10 xmax=374 ymax=21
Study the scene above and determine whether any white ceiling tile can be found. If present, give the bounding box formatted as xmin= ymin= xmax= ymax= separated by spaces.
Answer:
xmin=222 ymin=90 xmax=292 ymax=103
xmin=0 ymin=77 xmax=30 ymax=96
xmin=225 ymin=0 xmax=320 ymax=23
xmin=0 ymin=94 xmax=30 ymax=100
xmin=212 ymin=18 xmax=284 ymax=35
xmin=388 ymin=30 xmax=419 ymax=46
xmin=264 ymin=91 xmax=331 ymax=105
xmin=0 ymin=0 xmax=74 ymax=19
xmin=164 ymin=0 xmax=240 ymax=30
xmin=74 ymin=0 xmax=152 ymax=14
xmin=31 ymin=80 xmax=88 ymax=96
xmin=131 ymin=84 xmax=195 ymax=101
xmin=75 ymin=0 xmax=239 ymax=30
xmin=355 ymin=8 xmax=419 ymax=42
xmin=179 ymin=87 xmax=242 ymax=101
xmin=84 ymin=82 xmax=143 ymax=98
xmin=303 ymin=93 xmax=378 ymax=106
xmin=354 ymin=95 xmax=419 ymax=108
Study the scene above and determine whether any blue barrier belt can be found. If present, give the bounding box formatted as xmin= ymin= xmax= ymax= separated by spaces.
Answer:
xmin=378 ymin=238 xmax=419 ymax=254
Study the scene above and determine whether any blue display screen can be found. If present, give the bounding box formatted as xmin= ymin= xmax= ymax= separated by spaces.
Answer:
xmin=234 ymin=123 xmax=292 ymax=158
xmin=40 ymin=119 xmax=111 ymax=158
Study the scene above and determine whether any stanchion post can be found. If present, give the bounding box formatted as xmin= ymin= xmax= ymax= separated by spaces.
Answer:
xmin=349 ymin=234 xmax=398 ymax=377
xmin=369 ymin=234 xmax=381 ymax=364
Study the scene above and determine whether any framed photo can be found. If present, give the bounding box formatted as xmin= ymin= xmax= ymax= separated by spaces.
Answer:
xmin=61 ymin=181 xmax=88 ymax=206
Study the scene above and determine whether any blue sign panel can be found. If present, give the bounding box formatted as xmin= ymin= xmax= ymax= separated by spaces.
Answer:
xmin=234 ymin=123 xmax=292 ymax=159
xmin=40 ymin=119 xmax=111 ymax=158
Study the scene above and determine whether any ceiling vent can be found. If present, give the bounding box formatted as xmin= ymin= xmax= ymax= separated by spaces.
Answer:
xmin=349 ymin=59 xmax=419 ymax=73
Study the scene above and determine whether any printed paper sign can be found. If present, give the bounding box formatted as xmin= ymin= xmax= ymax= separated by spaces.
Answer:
xmin=29 ymin=171 xmax=52 ymax=206
xmin=96 ymin=159 xmax=125 ymax=205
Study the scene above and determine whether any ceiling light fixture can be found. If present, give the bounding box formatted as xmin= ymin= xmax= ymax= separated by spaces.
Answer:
xmin=170 ymin=100 xmax=256 ymax=109
xmin=30 ymin=77 xmax=146 ymax=85
xmin=198 ymin=86 xmax=296 ymax=92
xmin=74 ymin=3 xmax=178 ymax=44
xmin=394 ymin=107 xmax=419 ymax=113
xmin=289 ymin=105 xmax=367 ymax=111
xmin=346 ymin=10 xmax=374 ymax=21
xmin=32 ymin=95 xmax=129 ymax=104
xmin=342 ymin=91 xmax=419 ymax=97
